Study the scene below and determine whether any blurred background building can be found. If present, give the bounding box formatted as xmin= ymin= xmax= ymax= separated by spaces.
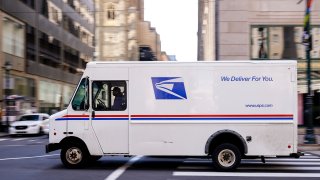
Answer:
xmin=198 ymin=0 xmax=320 ymax=129
xmin=94 ymin=0 xmax=163 ymax=61
xmin=0 ymin=0 xmax=95 ymax=115
xmin=0 ymin=0 xmax=168 ymax=121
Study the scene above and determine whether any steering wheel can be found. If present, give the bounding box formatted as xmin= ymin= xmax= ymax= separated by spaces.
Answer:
xmin=97 ymin=99 xmax=107 ymax=110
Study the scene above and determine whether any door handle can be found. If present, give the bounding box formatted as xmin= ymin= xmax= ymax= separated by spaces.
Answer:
xmin=92 ymin=110 xmax=95 ymax=119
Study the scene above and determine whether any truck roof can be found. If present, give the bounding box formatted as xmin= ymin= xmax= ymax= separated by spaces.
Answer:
xmin=86 ymin=60 xmax=296 ymax=68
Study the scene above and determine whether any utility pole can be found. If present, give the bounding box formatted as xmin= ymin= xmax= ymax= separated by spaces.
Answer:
xmin=302 ymin=0 xmax=316 ymax=144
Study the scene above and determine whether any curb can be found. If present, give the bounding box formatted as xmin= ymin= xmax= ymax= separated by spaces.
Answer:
xmin=298 ymin=144 xmax=320 ymax=151
xmin=0 ymin=133 xmax=9 ymax=137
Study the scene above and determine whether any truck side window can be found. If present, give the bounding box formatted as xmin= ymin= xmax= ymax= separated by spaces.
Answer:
xmin=72 ymin=78 xmax=89 ymax=111
xmin=92 ymin=81 xmax=127 ymax=111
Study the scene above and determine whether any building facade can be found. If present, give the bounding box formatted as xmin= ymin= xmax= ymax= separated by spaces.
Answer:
xmin=198 ymin=0 xmax=215 ymax=61
xmin=95 ymin=0 xmax=162 ymax=61
xmin=198 ymin=0 xmax=320 ymax=127
xmin=0 ymin=0 xmax=94 ymax=114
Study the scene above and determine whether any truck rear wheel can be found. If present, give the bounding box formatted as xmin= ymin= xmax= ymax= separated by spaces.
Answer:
xmin=211 ymin=143 xmax=241 ymax=171
xmin=61 ymin=143 xmax=89 ymax=168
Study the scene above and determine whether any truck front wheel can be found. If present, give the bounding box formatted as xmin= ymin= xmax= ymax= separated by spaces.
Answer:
xmin=211 ymin=143 xmax=241 ymax=171
xmin=61 ymin=143 xmax=89 ymax=168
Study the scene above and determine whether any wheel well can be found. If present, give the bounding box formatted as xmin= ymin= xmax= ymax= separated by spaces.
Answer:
xmin=60 ymin=136 xmax=88 ymax=151
xmin=205 ymin=131 xmax=247 ymax=156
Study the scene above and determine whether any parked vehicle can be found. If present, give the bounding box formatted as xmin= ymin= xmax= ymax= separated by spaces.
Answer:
xmin=46 ymin=61 xmax=300 ymax=171
xmin=9 ymin=113 xmax=50 ymax=135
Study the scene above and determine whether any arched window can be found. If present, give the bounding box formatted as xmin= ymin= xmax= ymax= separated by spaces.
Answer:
xmin=107 ymin=4 xmax=115 ymax=20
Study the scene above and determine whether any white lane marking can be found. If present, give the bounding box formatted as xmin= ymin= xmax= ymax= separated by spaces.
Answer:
xmin=239 ymin=166 xmax=320 ymax=171
xmin=12 ymin=138 xmax=30 ymax=141
xmin=0 ymin=154 xmax=59 ymax=161
xmin=243 ymin=161 xmax=320 ymax=165
xmin=183 ymin=160 xmax=320 ymax=165
xmin=105 ymin=156 xmax=143 ymax=180
xmin=177 ymin=166 xmax=320 ymax=171
xmin=0 ymin=139 xmax=8 ymax=142
xmin=1 ymin=145 xmax=25 ymax=147
xmin=173 ymin=172 xmax=320 ymax=178
xmin=261 ymin=158 xmax=320 ymax=162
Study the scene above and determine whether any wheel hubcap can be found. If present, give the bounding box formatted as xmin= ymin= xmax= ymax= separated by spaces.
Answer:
xmin=218 ymin=149 xmax=235 ymax=167
xmin=66 ymin=147 xmax=82 ymax=165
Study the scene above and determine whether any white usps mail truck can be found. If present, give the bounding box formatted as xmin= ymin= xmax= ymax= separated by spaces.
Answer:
xmin=46 ymin=60 xmax=300 ymax=171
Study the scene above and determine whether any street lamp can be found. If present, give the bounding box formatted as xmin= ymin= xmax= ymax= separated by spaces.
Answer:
xmin=4 ymin=61 xmax=12 ymax=133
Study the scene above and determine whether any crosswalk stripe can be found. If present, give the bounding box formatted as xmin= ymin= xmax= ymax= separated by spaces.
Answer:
xmin=177 ymin=166 xmax=320 ymax=171
xmin=0 ymin=139 xmax=7 ymax=142
xmin=184 ymin=161 xmax=320 ymax=166
xmin=243 ymin=161 xmax=320 ymax=165
xmin=176 ymin=156 xmax=320 ymax=178
xmin=173 ymin=172 xmax=320 ymax=178
xmin=183 ymin=158 xmax=320 ymax=164
xmin=243 ymin=158 xmax=320 ymax=162
xmin=239 ymin=166 xmax=320 ymax=171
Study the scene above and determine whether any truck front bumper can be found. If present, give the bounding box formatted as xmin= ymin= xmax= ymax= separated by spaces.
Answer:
xmin=46 ymin=143 xmax=61 ymax=153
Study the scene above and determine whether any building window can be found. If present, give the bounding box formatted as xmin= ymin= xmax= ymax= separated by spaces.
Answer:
xmin=2 ymin=17 xmax=25 ymax=58
xmin=12 ymin=76 xmax=35 ymax=99
xmin=63 ymin=84 xmax=75 ymax=108
xmin=38 ymin=31 xmax=61 ymax=67
xmin=107 ymin=4 xmax=116 ymax=20
xmin=48 ymin=1 xmax=62 ymax=25
xmin=63 ymin=14 xmax=80 ymax=38
xmin=41 ymin=0 xmax=49 ymax=18
xmin=67 ymin=0 xmax=76 ymax=9
xmin=19 ymin=0 xmax=35 ymax=9
xmin=26 ymin=25 xmax=35 ymax=61
xmin=64 ymin=45 xmax=80 ymax=73
xmin=251 ymin=25 xmax=320 ymax=60
xmin=39 ymin=80 xmax=63 ymax=114
xmin=251 ymin=27 xmax=268 ymax=59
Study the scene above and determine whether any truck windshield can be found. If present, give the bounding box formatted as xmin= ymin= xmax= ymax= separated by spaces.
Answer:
xmin=72 ymin=78 xmax=89 ymax=111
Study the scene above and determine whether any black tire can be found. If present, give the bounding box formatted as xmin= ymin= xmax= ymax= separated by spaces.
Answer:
xmin=38 ymin=127 xmax=43 ymax=135
xmin=60 ymin=143 xmax=89 ymax=168
xmin=211 ymin=143 xmax=241 ymax=171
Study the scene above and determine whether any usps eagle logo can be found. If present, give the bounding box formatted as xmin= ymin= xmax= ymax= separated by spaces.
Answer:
xmin=151 ymin=77 xmax=187 ymax=100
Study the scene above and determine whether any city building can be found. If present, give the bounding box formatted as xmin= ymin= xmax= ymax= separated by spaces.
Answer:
xmin=95 ymin=0 xmax=162 ymax=61
xmin=138 ymin=20 xmax=161 ymax=61
xmin=0 ymin=0 xmax=94 ymax=114
xmin=198 ymin=0 xmax=215 ymax=61
xmin=198 ymin=0 xmax=320 ymax=127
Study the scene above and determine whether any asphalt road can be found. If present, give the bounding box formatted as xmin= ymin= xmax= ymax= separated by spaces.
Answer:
xmin=1 ymin=135 xmax=320 ymax=180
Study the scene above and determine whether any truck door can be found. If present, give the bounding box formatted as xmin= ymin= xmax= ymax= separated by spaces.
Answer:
xmin=91 ymin=80 xmax=128 ymax=154
xmin=66 ymin=77 xmax=90 ymax=136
